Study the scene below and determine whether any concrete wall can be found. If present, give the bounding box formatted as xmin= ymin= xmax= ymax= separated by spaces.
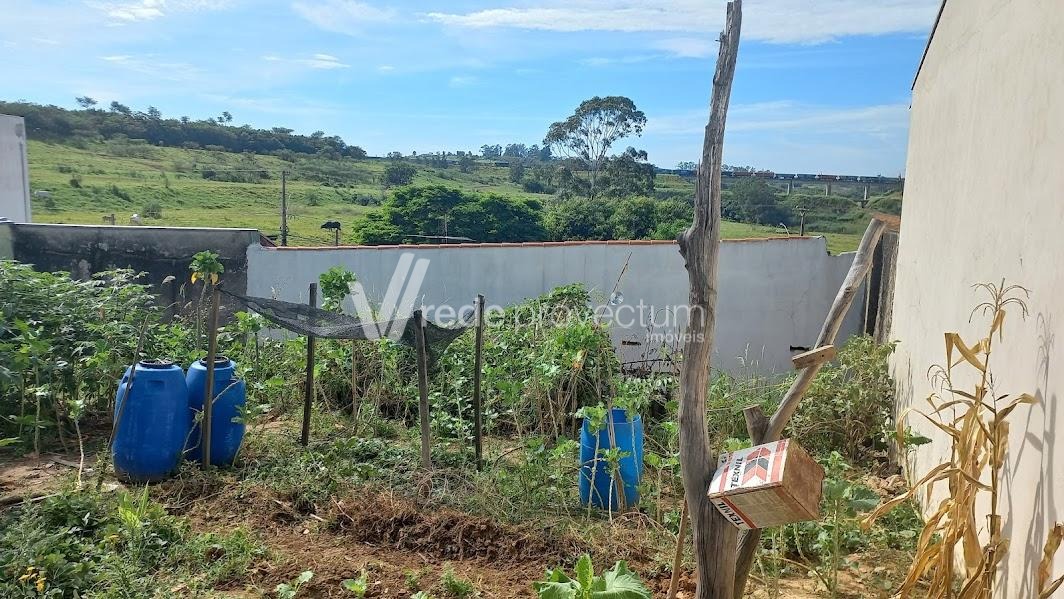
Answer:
xmin=0 ymin=114 xmax=31 ymax=223
xmin=890 ymin=1 xmax=1064 ymax=595
xmin=1 ymin=223 xmax=261 ymax=318
xmin=248 ymin=237 xmax=863 ymax=375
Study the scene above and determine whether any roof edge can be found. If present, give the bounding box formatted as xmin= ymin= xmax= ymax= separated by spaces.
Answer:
xmin=913 ymin=0 xmax=949 ymax=90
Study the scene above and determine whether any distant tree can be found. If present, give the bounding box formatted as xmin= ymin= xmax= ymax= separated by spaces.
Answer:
xmin=600 ymin=147 xmax=655 ymax=198
xmin=109 ymin=101 xmax=132 ymax=115
xmin=480 ymin=144 xmax=502 ymax=159
xmin=383 ymin=161 xmax=417 ymax=186
xmin=503 ymin=143 xmax=529 ymax=158
xmin=544 ymin=96 xmax=646 ymax=198
xmin=544 ymin=197 xmax=613 ymax=240
xmin=222 ymin=111 xmax=233 ymax=123
xmin=458 ymin=154 xmax=475 ymax=173
xmin=676 ymin=161 xmax=697 ymax=173
xmin=180 ymin=116 xmax=190 ymax=124
xmin=387 ymin=151 xmax=403 ymax=161
xmin=272 ymin=127 xmax=294 ymax=135
xmin=75 ymin=96 xmax=97 ymax=109
xmin=537 ymin=145 xmax=553 ymax=162
xmin=311 ymin=130 xmax=325 ymax=139
xmin=723 ymin=178 xmax=792 ymax=226
xmin=347 ymin=146 xmax=368 ymax=160
xmin=352 ymin=185 xmax=545 ymax=244
xmin=508 ymin=160 xmax=526 ymax=183
xmin=606 ymin=197 xmax=656 ymax=239
xmin=146 ymin=106 xmax=162 ymax=120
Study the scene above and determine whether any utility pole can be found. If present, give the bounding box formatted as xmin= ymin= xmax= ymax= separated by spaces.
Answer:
xmin=798 ymin=207 xmax=807 ymax=236
xmin=333 ymin=227 xmax=340 ymax=247
xmin=280 ymin=170 xmax=289 ymax=247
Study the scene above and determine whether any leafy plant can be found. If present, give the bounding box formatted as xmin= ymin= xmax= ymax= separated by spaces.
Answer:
xmin=818 ymin=452 xmax=881 ymax=597
xmin=341 ymin=569 xmax=369 ymax=596
xmin=189 ymin=250 xmax=224 ymax=285
xmin=533 ymin=554 xmax=650 ymax=599
xmin=320 ymin=266 xmax=357 ymax=311
xmin=275 ymin=570 xmax=313 ymax=599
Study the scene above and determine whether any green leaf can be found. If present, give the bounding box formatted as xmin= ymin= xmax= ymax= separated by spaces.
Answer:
xmin=592 ymin=561 xmax=651 ymax=599
xmin=533 ymin=581 xmax=579 ymax=599
xmin=575 ymin=554 xmax=594 ymax=591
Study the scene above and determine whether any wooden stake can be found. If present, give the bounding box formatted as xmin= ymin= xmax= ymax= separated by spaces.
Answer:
xmin=472 ymin=294 xmax=485 ymax=470
xmin=732 ymin=217 xmax=887 ymax=598
xmin=413 ymin=309 xmax=432 ymax=469
xmin=202 ymin=285 xmax=220 ymax=468
xmin=668 ymin=500 xmax=690 ymax=599
xmin=300 ymin=283 xmax=317 ymax=447
xmin=675 ymin=2 xmax=742 ymax=598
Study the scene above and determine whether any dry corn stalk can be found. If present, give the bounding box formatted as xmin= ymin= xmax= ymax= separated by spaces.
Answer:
xmin=1041 ymin=523 xmax=1064 ymax=598
xmin=862 ymin=281 xmax=1041 ymax=599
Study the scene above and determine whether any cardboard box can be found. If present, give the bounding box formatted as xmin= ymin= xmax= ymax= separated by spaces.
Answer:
xmin=707 ymin=439 xmax=824 ymax=530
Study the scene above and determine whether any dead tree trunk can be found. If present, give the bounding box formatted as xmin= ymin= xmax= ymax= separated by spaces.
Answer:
xmin=676 ymin=2 xmax=742 ymax=598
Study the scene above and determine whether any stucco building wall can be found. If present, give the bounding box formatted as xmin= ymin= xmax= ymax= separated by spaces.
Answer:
xmin=0 ymin=114 xmax=31 ymax=223
xmin=890 ymin=1 xmax=1064 ymax=595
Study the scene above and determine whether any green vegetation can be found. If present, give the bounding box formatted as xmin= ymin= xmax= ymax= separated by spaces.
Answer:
xmin=1 ymin=259 xmax=926 ymax=596
xmin=15 ymin=96 xmax=889 ymax=252
xmin=534 ymin=554 xmax=652 ymax=599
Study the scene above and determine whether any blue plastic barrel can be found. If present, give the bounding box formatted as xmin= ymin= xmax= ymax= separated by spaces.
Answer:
xmin=113 ymin=360 xmax=190 ymax=483
xmin=579 ymin=408 xmax=644 ymax=510
xmin=185 ymin=356 xmax=246 ymax=466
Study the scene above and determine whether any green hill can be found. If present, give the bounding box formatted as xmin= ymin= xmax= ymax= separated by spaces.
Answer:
xmin=25 ymin=139 xmax=870 ymax=252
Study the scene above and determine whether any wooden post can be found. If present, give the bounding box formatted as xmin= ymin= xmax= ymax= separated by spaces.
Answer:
xmin=300 ymin=283 xmax=317 ymax=446
xmin=675 ymin=2 xmax=742 ymax=598
xmin=668 ymin=501 xmax=691 ymax=599
xmin=202 ymin=286 xmax=220 ymax=468
xmin=472 ymin=294 xmax=486 ymax=470
xmin=413 ymin=309 xmax=431 ymax=469
xmin=732 ymin=217 xmax=887 ymax=598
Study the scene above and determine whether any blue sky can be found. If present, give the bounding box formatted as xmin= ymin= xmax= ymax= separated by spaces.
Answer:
xmin=0 ymin=0 xmax=940 ymax=174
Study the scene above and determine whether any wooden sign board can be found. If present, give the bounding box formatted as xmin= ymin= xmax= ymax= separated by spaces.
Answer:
xmin=708 ymin=439 xmax=824 ymax=530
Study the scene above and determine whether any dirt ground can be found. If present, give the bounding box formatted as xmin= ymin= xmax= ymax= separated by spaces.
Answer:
xmin=1 ymin=448 xmax=896 ymax=598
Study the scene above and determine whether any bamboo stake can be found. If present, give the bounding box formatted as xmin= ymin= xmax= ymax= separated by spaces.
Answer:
xmin=472 ymin=294 xmax=485 ymax=470
xmin=414 ymin=310 xmax=432 ymax=469
xmin=668 ymin=500 xmax=690 ymax=599
xmin=300 ymin=283 xmax=317 ymax=447
xmin=202 ymin=286 xmax=220 ymax=468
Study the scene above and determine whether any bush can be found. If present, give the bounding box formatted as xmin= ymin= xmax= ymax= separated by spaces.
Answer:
xmin=383 ymin=162 xmax=417 ymax=186
xmin=790 ymin=336 xmax=897 ymax=460
xmin=68 ymin=174 xmax=82 ymax=188
xmin=110 ymin=184 xmax=132 ymax=202
xmin=142 ymin=200 xmax=163 ymax=218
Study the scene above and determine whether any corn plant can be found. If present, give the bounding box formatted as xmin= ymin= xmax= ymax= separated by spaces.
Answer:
xmin=862 ymin=281 xmax=1039 ymax=598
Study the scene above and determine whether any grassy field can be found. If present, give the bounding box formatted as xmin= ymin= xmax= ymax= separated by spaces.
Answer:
xmin=26 ymin=140 xmax=863 ymax=252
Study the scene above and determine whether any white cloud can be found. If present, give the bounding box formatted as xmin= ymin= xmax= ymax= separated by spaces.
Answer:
xmin=647 ymin=101 xmax=910 ymax=136
xmin=261 ymin=53 xmax=351 ymax=70
xmin=578 ymin=55 xmax=654 ymax=67
xmin=423 ymin=0 xmax=939 ymax=44
xmin=96 ymin=53 xmax=202 ymax=80
xmin=448 ymin=75 xmax=478 ymax=88
xmin=87 ymin=0 xmax=230 ymax=23
xmin=377 ymin=65 xmax=395 ymax=72
xmin=653 ymin=37 xmax=715 ymax=58
xmin=292 ymin=0 xmax=396 ymax=34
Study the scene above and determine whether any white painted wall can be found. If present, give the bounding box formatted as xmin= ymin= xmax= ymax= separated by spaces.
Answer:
xmin=0 ymin=115 xmax=31 ymax=223
xmin=247 ymin=237 xmax=862 ymax=375
xmin=891 ymin=1 xmax=1064 ymax=595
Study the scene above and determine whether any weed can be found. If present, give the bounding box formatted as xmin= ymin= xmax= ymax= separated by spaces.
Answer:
xmin=275 ymin=570 xmax=313 ymax=598
xmin=439 ymin=564 xmax=477 ymax=598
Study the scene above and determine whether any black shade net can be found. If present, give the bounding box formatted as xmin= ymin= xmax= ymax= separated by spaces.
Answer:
xmin=219 ymin=288 xmax=471 ymax=364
